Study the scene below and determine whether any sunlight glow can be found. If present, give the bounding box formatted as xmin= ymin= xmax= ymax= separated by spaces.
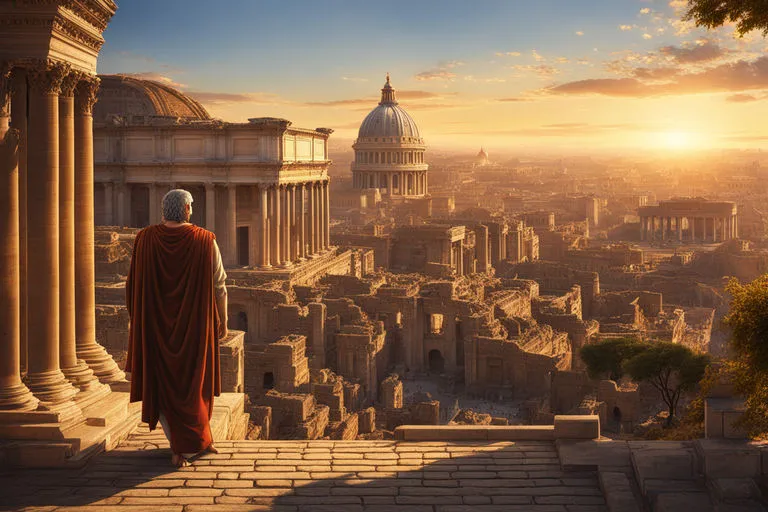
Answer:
xmin=659 ymin=130 xmax=696 ymax=150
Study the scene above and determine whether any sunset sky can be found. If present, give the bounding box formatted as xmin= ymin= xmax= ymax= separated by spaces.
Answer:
xmin=97 ymin=0 xmax=768 ymax=154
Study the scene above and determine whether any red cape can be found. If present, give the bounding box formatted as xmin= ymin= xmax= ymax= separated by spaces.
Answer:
xmin=126 ymin=224 xmax=221 ymax=453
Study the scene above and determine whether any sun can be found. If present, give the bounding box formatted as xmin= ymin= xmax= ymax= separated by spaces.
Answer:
xmin=659 ymin=130 xmax=695 ymax=150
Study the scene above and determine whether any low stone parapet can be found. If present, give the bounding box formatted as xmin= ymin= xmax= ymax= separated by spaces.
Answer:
xmin=393 ymin=414 xmax=600 ymax=441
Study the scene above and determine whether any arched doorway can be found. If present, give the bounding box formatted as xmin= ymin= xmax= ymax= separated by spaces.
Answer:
xmin=428 ymin=349 xmax=445 ymax=374
xmin=263 ymin=372 xmax=275 ymax=390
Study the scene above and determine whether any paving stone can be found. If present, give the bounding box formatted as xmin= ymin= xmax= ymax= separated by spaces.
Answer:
xmin=653 ymin=492 xmax=714 ymax=512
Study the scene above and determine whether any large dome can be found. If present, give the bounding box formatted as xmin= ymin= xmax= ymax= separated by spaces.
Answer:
xmin=93 ymin=74 xmax=211 ymax=124
xmin=357 ymin=75 xmax=421 ymax=140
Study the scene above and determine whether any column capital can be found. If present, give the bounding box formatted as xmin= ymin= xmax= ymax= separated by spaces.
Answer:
xmin=204 ymin=181 xmax=215 ymax=191
xmin=59 ymin=70 xmax=83 ymax=98
xmin=27 ymin=60 xmax=70 ymax=95
xmin=74 ymin=75 xmax=100 ymax=116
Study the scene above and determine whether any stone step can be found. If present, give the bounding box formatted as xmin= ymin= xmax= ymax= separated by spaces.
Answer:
xmin=631 ymin=445 xmax=697 ymax=495
xmin=81 ymin=391 xmax=130 ymax=427
xmin=654 ymin=492 xmax=714 ymax=512
xmin=714 ymin=502 xmax=768 ymax=512
xmin=0 ymin=422 xmax=67 ymax=441
xmin=709 ymin=478 xmax=761 ymax=502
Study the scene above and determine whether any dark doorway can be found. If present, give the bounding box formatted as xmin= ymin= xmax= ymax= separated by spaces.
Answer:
xmin=237 ymin=226 xmax=249 ymax=266
xmin=263 ymin=372 xmax=275 ymax=390
xmin=455 ymin=318 xmax=464 ymax=366
xmin=613 ymin=406 xmax=622 ymax=422
xmin=428 ymin=349 xmax=445 ymax=374
xmin=130 ymin=186 xmax=149 ymax=228
xmin=235 ymin=311 xmax=248 ymax=332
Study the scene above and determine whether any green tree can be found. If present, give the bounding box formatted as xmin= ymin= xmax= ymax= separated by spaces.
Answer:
xmin=721 ymin=277 xmax=768 ymax=438
xmin=685 ymin=0 xmax=768 ymax=36
xmin=624 ymin=343 xmax=710 ymax=426
xmin=580 ymin=338 xmax=646 ymax=381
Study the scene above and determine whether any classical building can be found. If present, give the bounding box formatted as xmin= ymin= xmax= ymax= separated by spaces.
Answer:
xmin=639 ymin=198 xmax=738 ymax=243
xmin=350 ymin=74 xmax=428 ymax=197
xmin=0 ymin=0 xmax=142 ymax=465
xmin=93 ymin=75 xmax=334 ymax=273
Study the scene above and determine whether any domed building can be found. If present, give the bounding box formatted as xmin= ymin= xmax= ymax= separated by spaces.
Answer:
xmin=351 ymin=75 xmax=428 ymax=197
xmin=475 ymin=147 xmax=490 ymax=167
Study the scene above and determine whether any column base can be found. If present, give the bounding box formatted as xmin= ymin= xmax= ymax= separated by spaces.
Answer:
xmin=62 ymin=359 xmax=110 ymax=398
xmin=76 ymin=343 xmax=126 ymax=385
xmin=259 ymin=264 xmax=272 ymax=270
xmin=281 ymin=261 xmax=293 ymax=269
xmin=0 ymin=382 xmax=39 ymax=411
xmin=25 ymin=369 xmax=80 ymax=419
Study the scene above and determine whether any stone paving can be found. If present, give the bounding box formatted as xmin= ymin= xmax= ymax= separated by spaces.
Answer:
xmin=1 ymin=425 xmax=608 ymax=512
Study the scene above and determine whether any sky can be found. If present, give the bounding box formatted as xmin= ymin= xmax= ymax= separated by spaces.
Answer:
xmin=97 ymin=0 xmax=768 ymax=155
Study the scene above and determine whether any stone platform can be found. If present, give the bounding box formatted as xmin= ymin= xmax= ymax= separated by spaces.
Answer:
xmin=1 ymin=438 xmax=607 ymax=512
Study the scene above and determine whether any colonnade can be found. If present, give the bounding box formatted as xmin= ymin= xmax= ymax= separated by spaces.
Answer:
xmin=352 ymin=170 xmax=428 ymax=196
xmin=640 ymin=214 xmax=738 ymax=243
xmin=0 ymin=61 xmax=124 ymax=414
xmin=97 ymin=179 xmax=331 ymax=269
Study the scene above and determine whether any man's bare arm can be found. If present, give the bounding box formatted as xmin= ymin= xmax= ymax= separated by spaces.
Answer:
xmin=212 ymin=239 xmax=228 ymax=339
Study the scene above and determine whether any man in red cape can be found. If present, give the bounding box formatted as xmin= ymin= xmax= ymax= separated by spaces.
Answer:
xmin=126 ymin=189 xmax=228 ymax=467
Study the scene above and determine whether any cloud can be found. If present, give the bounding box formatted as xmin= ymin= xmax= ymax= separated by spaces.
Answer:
xmin=341 ymin=76 xmax=369 ymax=82
xmin=575 ymin=31 xmax=584 ymax=36
xmin=632 ymin=66 xmax=681 ymax=80
xmin=544 ymin=55 xmax=768 ymax=97
xmin=414 ymin=60 xmax=464 ymax=82
xmin=619 ymin=25 xmax=634 ymax=31
xmin=725 ymin=93 xmax=762 ymax=103
xmin=642 ymin=33 xmax=653 ymax=40
xmin=640 ymin=8 xmax=651 ymax=14
xmin=512 ymin=64 xmax=560 ymax=77
xmin=495 ymin=51 xmax=521 ymax=57
xmin=496 ymin=97 xmax=535 ymax=102
xmin=187 ymin=91 xmax=283 ymax=105
xmin=121 ymin=72 xmax=187 ymax=89
xmin=532 ymin=50 xmax=545 ymax=62
xmin=659 ymin=40 xmax=728 ymax=64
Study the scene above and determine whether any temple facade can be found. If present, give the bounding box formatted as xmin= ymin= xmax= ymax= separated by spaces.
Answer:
xmin=350 ymin=75 xmax=428 ymax=198
xmin=93 ymin=75 xmax=333 ymax=269
xmin=638 ymin=198 xmax=738 ymax=243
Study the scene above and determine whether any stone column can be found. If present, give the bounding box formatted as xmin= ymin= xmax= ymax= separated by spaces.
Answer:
xmin=74 ymin=76 xmax=124 ymax=386
xmin=103 ymin=182 xmax=113 ymax=225
xmin=298 ymin=183 xmax=306 ymax=259
xmin=249 ymin=186 xmax=258 ymax=267
xmin=314 ymin=182 xmax=322 ymax=253
xmin=307 ymin=182 xmax=316 ymax=255
xmin=734 ymin=215 xmax=738 ymax=239
xmin=271 ymin=185 xmax=281 ymax=266
xmin=226 ymin=184 xmax=236 ymax=266
xmin=677 ymin=216 xmax=682 ymax=241
xmin=691 ymin=217 xmax=697 ymax=242
xmin=324 ymin=180 xmax=330 ymax=250
xmin=148 ymin=184 xmax=159 ymax=225
xmin=318 ymin=181 xmax=325 ymax=251
xmin=10 ymin=68 xmax=29 ymax=379
xmin=205 ymin=182 xmax=215 ymax=232
xmin=59 ymin=72 xmax=99 ymax=393
xmin=281 ymin=185 xmax=291 ymax=267
xmin=0 ymin=65 xmax=38 ymax=411
xmin=259 ymin=185 xmax=269 ymax=268
xmin=387 ymin=173 xmax=393 ymax=195
xmin=640 ymin=217 xmax=645 ymax=241
xmin=289 ymin=185 xmax=298 ymax=262
xmin=24 ymin=62 xmax=80 ymax=408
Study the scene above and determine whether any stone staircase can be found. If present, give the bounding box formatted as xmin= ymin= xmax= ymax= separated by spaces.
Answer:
xmin=630 ymin=439 xmax=767 ymax=512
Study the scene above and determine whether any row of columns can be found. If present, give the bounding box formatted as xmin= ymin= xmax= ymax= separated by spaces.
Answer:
xmin=0 ymin=61 xmax=124 ymax=414
xmin=640 ymin=215 xmax=738 ymax=242
xmin=352 ymin=170 xmax=428 ymax=196
xmin=227 ymin=181 xmax=330 ymax=268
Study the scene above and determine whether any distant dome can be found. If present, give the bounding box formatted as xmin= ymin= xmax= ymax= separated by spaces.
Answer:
xmin=357 ymin=74 xmax=421 ymax=140
xmin=476 ymin=147 xmax=489 ymax=165
xmin=94 ymin=74 xmax=211 ymax=124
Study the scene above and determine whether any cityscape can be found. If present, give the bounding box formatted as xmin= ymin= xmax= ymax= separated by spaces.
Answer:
xmin=1 ymin=1 xmax=767 ymax=511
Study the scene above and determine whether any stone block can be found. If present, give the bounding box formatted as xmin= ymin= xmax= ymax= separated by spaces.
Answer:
xmin=695 ymin=439 xmax=761 ymax=479
xmin=710 ymin=478 xmax=761 ymax=501
xmin=358 ymin=407 xmax=376 ymax=434
xmin=558 ymin=440 xmax=631 ymax=470
xmin=554 ymin=415 xmax=600 ymax=440
xmin=653 ymin=492 xmax=713 ymax=512
xmin=631 ymin=448 xmax=696 ymax=494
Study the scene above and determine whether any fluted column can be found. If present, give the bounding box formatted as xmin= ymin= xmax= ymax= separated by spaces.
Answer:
xmin=0 ymin=64 xmax=38 ymax=411
xmin=313 ymin=182 xmax=321 ymax=254
xmin=259 ymin=185 xmax=269 ymax=268
xmin=323 ymin=180 xmax=330 ymax=250
xmin=226 ymin=184 xmax=236 ymax=266
xmin=205 ymin=182 xmax=215 ymax=232
xmin=74 ymin=76 xmax=124 ymax=385
xmin=148 ymin=184 xmax=159 ymax=225
xmin=25 ymin=62 xmax=80 ymax=408
xmin=298 ymin=183 xmax=306 ymax=259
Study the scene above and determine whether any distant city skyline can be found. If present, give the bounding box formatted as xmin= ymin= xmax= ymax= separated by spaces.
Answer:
xmin=98 ymin=0 xmax=768 ymax=153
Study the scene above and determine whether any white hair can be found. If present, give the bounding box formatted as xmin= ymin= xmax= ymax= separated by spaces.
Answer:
xmin=162 ymin=189 xmax=193 ymax=222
